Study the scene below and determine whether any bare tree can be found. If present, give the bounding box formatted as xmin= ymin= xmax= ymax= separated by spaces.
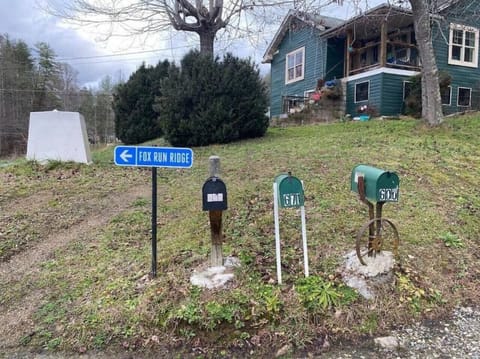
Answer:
xmin=355 ymin=0 xmax=477 ymax=126
xmin=58 ymin=63 xmax=79 ymax=110
xmin=42 ymin=0 xmax=341 ymax=56
xmin=408 ymin=0 xmax=443 ymax=126
xmin=395 ymin=0 xmax=480 ymax=125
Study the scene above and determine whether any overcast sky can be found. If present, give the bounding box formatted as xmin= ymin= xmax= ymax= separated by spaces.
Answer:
xmin=1 ymin=1 xmax=379 ymax=88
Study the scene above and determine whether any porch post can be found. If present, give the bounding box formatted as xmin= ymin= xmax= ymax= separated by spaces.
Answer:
xmin=380 ymin=21 xmax=387 ymax=67
xmin=345 ymin=30 xmax=352 ymax=77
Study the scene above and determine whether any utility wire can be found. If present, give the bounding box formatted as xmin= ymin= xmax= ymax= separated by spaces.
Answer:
xmin=56 ymin=44 xmax=194 ymax=61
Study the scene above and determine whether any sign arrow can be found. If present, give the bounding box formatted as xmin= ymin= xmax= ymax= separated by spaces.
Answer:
xmin=120 ymin=149 xmax=133 ymax=163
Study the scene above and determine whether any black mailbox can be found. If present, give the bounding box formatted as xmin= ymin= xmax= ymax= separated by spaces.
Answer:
xmin=202 ymin=176 xmax=228 ymax=211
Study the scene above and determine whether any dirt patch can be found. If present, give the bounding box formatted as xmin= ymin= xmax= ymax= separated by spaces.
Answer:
xmin=0 ymin=184 xmax=149 ymax=350
xmin=0 ymin=190 xmax=53 ymax=215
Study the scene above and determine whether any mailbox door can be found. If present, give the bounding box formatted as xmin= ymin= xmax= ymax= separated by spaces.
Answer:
xmin=276 ymin=175 xmax=304 ymax=208
xmin=202 ymin=177 xmax=228 ymax=211
xmin=376 ymin=172 xmax=399 ymax=202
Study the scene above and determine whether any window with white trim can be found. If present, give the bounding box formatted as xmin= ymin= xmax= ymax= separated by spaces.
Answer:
xmin=304 ymin=89 xmax=315 ymax=98
xmin=448 ymin=24 xmax=479 ymax=68
xmin=355 ymin=81 xmax=369 ymax=102
xmin=457 ymin=87 xmax=471 ymax=106
xmin=441 ymin=86 xmax=452 ymax=106
xmin=285 ymin=47 xmax=305 ymax=84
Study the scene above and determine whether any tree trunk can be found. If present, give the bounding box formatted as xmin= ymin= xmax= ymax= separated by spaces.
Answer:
xmin=410 ymin=0 xmax=443 ymax=126
xmin=198 ymin=30 xmax=215 ymax=56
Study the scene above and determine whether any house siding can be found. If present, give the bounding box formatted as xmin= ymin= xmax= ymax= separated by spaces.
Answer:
xmin=270 ymin=22 xmax=327 ymax=117
xmin=433 ymin=0 xmax=480 ymax=114
xmin=346 ymin=74 xmax=382 ymax=116
xmin=381 ymin=73 xmax=412 ymax=115
xmin=268 ymin=1 xmax=480 ymax=121
xmin=346 ymin=72 xmax=413 ymax=117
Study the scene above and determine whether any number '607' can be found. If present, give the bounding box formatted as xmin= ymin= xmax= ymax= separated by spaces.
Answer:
xmin=379 ymin=188 xmax=398 ymax=201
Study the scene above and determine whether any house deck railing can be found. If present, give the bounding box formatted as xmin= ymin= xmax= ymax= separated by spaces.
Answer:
xmin=349 ymin=61 xmax=421 ymax=76
xmin=345 ymin=27 xmax=421 ymax=77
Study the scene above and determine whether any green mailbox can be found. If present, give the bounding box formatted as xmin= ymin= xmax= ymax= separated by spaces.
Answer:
xmin=351 ymin=165 xmax=399 ymax=203
xmin=274 ymin=173 xmax=305 ymax=208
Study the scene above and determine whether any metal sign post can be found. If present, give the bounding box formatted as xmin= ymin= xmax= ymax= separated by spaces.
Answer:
xmin=300 ymin=195 xmax=309 ymax=277
xmin=151 ymin=167 xmax=158 ymax=277
xmin=273 ymin=182 xmax=283 ymax=284
xmin=114 ymin=146 xmax=193 ymax=278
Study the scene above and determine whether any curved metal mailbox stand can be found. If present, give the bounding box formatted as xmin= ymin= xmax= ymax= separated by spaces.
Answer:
xmin=351 ymin=165 xmax=400 ymax=265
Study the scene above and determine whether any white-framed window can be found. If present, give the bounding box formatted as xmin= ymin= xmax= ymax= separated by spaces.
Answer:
xmin=304 ymin=89 xmax=316 ymax=98
xmin=403 ymin=80 xmax=412 ymax=100
xmin=355 ymin=81 xmax=369 ymax=102
xmin=457 ymin=87 xmax=472 ymax=106
xmin=448 ymin=23 xmax=479 ymax=68
xmin=441 ymin=86 xmax=452 ymax=106
xmin=285 ymin=47 xmax=305 ymax=84
xmin=282 ymin=95 xmax=305 ymax=114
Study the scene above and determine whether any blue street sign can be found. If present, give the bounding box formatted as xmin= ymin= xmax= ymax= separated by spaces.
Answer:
xmin=114 ymin=146 xmax=194 ymax=168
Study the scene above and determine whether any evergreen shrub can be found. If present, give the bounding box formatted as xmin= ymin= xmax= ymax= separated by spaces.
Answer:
xmin=155 ymin=51 xmax=269 ymax=147
xmin=113 ymin=61 xmax=171 ymax=144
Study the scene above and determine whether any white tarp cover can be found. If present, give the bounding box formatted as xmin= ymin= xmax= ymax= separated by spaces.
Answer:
xmin=26 ymin=111 xmax=92 ymax=164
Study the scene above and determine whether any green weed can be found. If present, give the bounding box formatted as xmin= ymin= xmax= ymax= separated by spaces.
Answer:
xmin=359 ymin=313 xmax=378 ymax=334
xmin=132 ymin=197 xmax=149 ymax=207
xmin=46 ymin=337 xmax=62 ymax=350
xmin=295 ymin=276 xmax=351 ymax=312
xmin=440 ymin=232 xmax=464 ymax=248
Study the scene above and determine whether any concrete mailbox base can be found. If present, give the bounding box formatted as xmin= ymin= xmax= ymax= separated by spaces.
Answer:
xmin=190 ymin=256 xmax=240 ymax=289
xmin=341 ymin=250 xmax=395 ymax=300
xmin=190 ymin=266 xmax=234 ymax=289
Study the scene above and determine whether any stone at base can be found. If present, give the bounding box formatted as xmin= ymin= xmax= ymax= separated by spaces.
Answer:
xmin=344 ymin=250 xmax=395 ymax=277
xmin=190 ymin=266 xmax=234 ymax=289
xmin=341 ymin=250 xmax=395 ymax=300
xmin=374 ymin=336 xmax=399 ymax=350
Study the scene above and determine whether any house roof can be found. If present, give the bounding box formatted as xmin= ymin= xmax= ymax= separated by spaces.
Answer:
xmin=320 ymin=1 xmax=465 ymax=40
xmin=262 ymin=1 xmax=463 ymax=64
xmin=262 ymin=10 xmax=343 ymax=63
xmin=437 ymin=0 xmax=461 ymax=12
xmin=320 ymin=3 xmax=414 ymax=40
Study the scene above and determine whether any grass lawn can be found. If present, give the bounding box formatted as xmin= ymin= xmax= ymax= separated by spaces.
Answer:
xmin=0 ymin=115 xmax=479 ymax=357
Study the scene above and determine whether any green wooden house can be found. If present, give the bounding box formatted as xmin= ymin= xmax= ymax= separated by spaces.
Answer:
xmin=264 ymin=2 xmax=480 ymax=119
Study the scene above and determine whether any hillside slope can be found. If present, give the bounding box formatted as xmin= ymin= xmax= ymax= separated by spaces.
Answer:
xmin=1 ymin=116 xmax=479 ymax=357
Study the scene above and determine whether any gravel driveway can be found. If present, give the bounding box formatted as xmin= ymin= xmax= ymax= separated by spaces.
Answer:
xmin=322 ymin=306 xmax=480 ymax=358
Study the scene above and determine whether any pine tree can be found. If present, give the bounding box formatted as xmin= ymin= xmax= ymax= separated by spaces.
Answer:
xmin=0 ymin=36 xmax=35 ymax=155
xmin=33 ymin=42 xmax=61 ymax=111
xmin=156 ymin=51 xmax=269 ymax=147
xmin=113 ymin=61 xmax=170 ymax=144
